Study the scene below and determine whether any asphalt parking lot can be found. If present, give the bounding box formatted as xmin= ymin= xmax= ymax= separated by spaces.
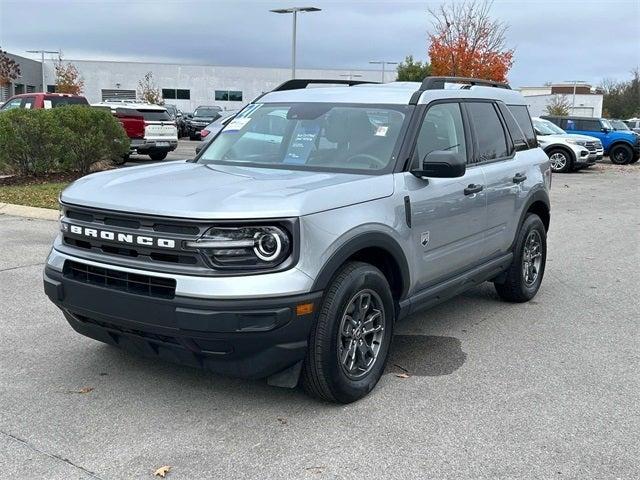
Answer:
xmin=1 ymin=162 xmax=638 ymax=479
xmin=126 ymin=139 xmax=202 ymax=166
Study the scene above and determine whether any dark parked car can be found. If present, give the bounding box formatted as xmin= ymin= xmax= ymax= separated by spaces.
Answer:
xmin=187 ymin=105 xmax=222 ymax=140
xmin=165 ymin=104 xmax=187 ymax=138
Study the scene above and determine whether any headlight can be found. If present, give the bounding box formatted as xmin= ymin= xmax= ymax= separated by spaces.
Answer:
xmin=186 ymin=224 xmax=293 ymax=270
xmin=566 ymin=139 xmax=586 ymax=146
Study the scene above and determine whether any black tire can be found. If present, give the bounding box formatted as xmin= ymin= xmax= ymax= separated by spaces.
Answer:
xmin=494 ymin=213 xmax=547 ymax=303
xmin=547 ymin=148 xmax=571 ymax=173
xmin=113 ymin=153 xmax=129 ymax=166
xmin=302 ymin=261 xmax=395 ymax=403
xmin=609 ymin=144 xmax=633 ymax=165
xmin=149 ymin=151 xmax=168 ymax=161
xmin=630 ymin=154 xmax=639 ymax=164
xmin=189 ymin=134 xmax=199 ymax=141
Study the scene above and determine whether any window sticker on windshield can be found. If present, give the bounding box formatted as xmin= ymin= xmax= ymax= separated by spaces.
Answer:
xmin=375 ymin=126 xmax=389 ymax=137
xmin=224 ymin=117 xmax=251 ymax=132
xmin=43 ymin=100 xmax=52 ymax=109
xmin=283 ymin=123 xmax=321 ymax=165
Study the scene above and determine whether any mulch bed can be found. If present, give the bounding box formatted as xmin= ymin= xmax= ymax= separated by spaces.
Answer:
xmin=0 ymin=172 xmax=86 ymax=187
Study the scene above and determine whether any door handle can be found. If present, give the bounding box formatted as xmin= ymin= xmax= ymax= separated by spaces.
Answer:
xmin=464 ymin=184 xmax=484 ymax=195
xmin=513 ymin=173 xmax=527 ymax=184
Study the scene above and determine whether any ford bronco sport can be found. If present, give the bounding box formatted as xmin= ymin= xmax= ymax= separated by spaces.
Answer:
xmin=44 ymin=77 xmax=551 ymax=403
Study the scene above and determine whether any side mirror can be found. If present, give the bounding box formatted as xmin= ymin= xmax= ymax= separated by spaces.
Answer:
xmin=601 ymin=127 xmax=611 ymax=133
xmin=412 ymin=150 xmax=466 ymax=178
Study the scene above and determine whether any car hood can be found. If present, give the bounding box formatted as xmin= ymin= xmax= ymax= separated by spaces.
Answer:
xmin=61 ymin=161 xmax=395 ymax=219
xmin=539 ymin=133 xmax=600 ymax=143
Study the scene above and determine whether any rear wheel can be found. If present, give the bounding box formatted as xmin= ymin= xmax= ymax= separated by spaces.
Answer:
xmin=494 ymin=213 xmax=547 ymax=302
xmin=302 ymin=261 xmax=394 ymax=403
xmin=609 ymin=144 xmax=633 ymax=165
xmin=547 ymin=148 xmax=571 ymax=173
xmin=149 ymin=151 xmax=168 ymax=161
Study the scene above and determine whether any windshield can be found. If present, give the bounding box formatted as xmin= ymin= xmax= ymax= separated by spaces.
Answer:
xmin=198 ymin=103 xmax=410 ymax=173
xmin=611 ymin=119 xmax=630 ymax=131
xmin=193 ymin=107 xmax=220 ymax=117
xmin=533 ymin=118 xmax=565 ymax=135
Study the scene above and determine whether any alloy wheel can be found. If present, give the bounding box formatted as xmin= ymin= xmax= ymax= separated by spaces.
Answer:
xmin=549 ymin=152 xmax=567 ymax=171
xmin=337 ymin=289 xmax=385 ymax=379
xmin=522 ymin=230 xmax=543 ymax=286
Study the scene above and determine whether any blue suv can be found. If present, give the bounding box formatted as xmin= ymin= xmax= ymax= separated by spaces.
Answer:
xmin=542 ymin=115 xmax=640 ymax=164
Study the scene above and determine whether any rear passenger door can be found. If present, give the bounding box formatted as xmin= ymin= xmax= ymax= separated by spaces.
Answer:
xmin=406 ymin=101 xmax=488 ymax=290
xmin=466 ymin=101 xmax=526 ymax=259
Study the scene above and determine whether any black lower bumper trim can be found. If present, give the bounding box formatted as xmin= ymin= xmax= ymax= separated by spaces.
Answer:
xmin=44 ymin=266 xmax=321 ymax=379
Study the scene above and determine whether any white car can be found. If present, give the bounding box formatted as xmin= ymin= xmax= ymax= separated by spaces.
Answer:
xmin=532 ymin=117 xmax=603 ymax=173
xmin=93 ymin=101 xmax=178 ymax=161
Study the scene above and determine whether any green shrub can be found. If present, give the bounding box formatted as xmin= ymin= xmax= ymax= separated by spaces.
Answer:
xmin=0 ymin=109 xmax=62 ymax=175
xmin=55 ymin=105 xmax=130 ymax=174
xmin=0 ymin=106 xmax=130 ymax=176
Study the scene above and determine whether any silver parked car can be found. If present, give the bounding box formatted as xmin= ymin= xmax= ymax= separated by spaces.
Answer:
xmin=532 ymin=117 xmax=603 ymax=173
xmin=44 ymin=77 xmax=551 ymax=403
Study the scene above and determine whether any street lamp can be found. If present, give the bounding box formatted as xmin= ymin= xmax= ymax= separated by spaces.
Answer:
xmin=564 ymin=79 xmax=587 ymax=113
xmin=369 ymin=60 xmax=398 ymax=83
xmin=270 ymin=6 xmax=321 ymax=79
xmin=27 ymin=49 xmax=60 ymax=92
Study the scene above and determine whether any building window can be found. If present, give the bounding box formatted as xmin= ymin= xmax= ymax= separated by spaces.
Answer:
xmin=26 ymin=85 xmax=36 ymax=93
xmin=14 ymin=84 xmax=24 ymax=95
xmin=162 ymin=88 xmax=190 ymax=100
xmin=47 ymin=85 xmax=56 ymax=93
xmin=176 ymin=89 xmax=190 ymax=100
xmin=215 ymin=90 xmax=243 ymax=101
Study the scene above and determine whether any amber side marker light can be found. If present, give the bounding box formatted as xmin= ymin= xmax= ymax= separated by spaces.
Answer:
xmin=296 ymin=303 xmax=314 ymax=316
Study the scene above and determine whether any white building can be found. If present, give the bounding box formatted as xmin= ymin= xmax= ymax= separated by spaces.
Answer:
xmin=518 ymin=84 xmax=603 ymax=118
xmin=41 ymin=59 xmax=397 ymax=112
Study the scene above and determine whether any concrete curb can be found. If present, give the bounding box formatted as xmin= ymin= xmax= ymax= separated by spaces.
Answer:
xmin=0 ymin=202 xmax=59 ymax=221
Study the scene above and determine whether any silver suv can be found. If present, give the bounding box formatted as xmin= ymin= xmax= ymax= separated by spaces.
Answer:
xmin=44 ymin=77 xmax=551 ymax=403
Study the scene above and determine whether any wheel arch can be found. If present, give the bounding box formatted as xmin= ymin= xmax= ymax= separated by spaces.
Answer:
xmin=511 ymin=189 xmax=551 ymax=252
xmin=544 ymin=144 xmax=575 ymax=166
xmin=311 ymin=232 xmax=410 ymax=302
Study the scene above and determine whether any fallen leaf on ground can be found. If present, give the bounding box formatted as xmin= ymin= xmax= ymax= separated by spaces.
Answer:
xmin=277 ymin=417 xmax=288 ymax=425
xmin=154 ymin=465 xmax=171 ymax=477
xmin=305 ymin=466 xmax=325 ymax=474
xmin=66 ymin=387 xmax=94 ymax=394
xmin=395 ymin=373 xmax=410 ymax=379
xmin=393 ymin=363 xmax=409 ymax=373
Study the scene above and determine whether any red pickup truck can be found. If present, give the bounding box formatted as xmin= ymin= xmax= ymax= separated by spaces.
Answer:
xmin=0 ymin=92 xmax=89 ymax=110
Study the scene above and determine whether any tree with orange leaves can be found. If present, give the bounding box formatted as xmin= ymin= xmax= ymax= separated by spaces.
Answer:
xmin=428 ymin=0 xmax=514 ymax=83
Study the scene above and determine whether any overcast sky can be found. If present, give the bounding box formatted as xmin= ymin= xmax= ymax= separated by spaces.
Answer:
xmin=1 ymin=0 xmax=638 ymax=87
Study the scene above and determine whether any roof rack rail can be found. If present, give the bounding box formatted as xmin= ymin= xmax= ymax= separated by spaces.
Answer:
xmin=409 ymin=76 xmax=511 ymax=104
xmin=272 ymin=78 xmax=379 ymax=92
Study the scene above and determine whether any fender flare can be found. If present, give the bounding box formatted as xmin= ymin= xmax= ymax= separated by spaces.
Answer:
xmin=510 ymin=188 xmax=551 ymax=251
xmin=311 ymin=231 xmax=411 ymax=299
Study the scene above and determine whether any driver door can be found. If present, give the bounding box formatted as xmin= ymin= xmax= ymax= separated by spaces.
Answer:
xmin=404 ymin=101 xmax=488 ymax=291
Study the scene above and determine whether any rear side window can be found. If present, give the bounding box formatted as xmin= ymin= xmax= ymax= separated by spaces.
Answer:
xmin=21 ymin=96 xmax=36 ymax=109
xmin=467 ymin=102 xmax=509 ymax=163
xmin=498 ymin=104 xmax=527 ymax=150
xmin=507 ymin=105 xmax=536 ymax=148
xmin=137 ymin=109 xmax=171 ymax=121
xmin=568 ymin=119 xmax=600 ymax=131
xmin=44 ymin=96 xmax=88 ymax=108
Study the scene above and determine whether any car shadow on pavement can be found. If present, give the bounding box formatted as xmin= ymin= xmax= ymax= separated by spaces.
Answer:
xmin=386 ymin=335 xmax=466 ymax=377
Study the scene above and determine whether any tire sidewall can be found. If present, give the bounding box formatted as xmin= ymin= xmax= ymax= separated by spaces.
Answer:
xmin=610 ymin=144 xmax=632 ymax=165
xmin=320 ymin=265 xmax=395 ymax=403
xmin=514 ymin=215 xmax=547 ymax=298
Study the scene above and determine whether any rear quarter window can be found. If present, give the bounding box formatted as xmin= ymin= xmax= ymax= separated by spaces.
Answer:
xmin=507 ymin=105 xmax=537 ymax=149
xmin=137 ymin=109 xmax=172 ymax=121
xmin=45 ymin=96 xmax=89 ymax=108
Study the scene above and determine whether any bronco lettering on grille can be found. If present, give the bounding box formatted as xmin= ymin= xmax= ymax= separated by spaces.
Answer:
xmin=62 ymin=222 xmax=176 ymax=249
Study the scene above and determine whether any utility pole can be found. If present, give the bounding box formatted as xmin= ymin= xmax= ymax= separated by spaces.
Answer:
xmin=369 ymin=61 xmax=398 ymax=83
xmin=27 ymin=49 xmax=60 ymax=92
xmin=564 ymin=79 xmax=586 ymax=114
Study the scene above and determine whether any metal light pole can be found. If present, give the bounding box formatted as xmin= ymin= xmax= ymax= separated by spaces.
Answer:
xmin=270 ymin=7 xmax=321 ymax=79
xmin=564 ymin=80 xmax=586 ymax=113
xmin=27 ymin=49 xmax=60 ymax=92
xmin=369 ymin=61 xmax=398 ymax=83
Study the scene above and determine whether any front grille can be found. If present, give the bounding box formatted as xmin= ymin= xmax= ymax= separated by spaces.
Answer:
xmin=584 ymin=141 xmax=602 ymax=153
xmin=63 ymin=260 xmax=176 ymax=299
xmin=60 ymin=205 xmax=208 ymax=273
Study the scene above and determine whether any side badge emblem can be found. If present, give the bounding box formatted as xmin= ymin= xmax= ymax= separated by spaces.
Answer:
xmin=421 ymin=231 xmax=430 ymax=247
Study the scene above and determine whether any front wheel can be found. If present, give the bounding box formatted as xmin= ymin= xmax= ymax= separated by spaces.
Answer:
xmin=149 ymin=151 xmax=168 ymax=161
xmin=547 ymin=148 xmax=571 ymax=173
xmin=609 ymin=144 xmax=633 ymax=165
xmin=302 ymin=261 xmax=394 ymax=403
xmin=494 ymin=213 xmax=547 ymax=302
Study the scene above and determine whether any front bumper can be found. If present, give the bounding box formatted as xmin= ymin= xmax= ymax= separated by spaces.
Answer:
xmin=44 ymin=264 xmax=322 ymax=379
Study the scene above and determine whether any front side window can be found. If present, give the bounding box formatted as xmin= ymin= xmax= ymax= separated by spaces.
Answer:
xmin=414 ymin=102 xmax=467 ymax=167
xmin=467 ymin=102 xmax=509 ymax=163
xmin=199 ymin=103 xmax=409 ymax=173
xmin=21 ymin=96 xmax=36 ymax=109
xmin=1 ymin=97 xmax=23 ymax=110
